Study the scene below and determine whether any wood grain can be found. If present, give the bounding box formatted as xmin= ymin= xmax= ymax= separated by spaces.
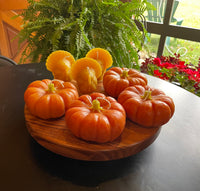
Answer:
xmin=0 ymin=0 xmax=28 ymax=63
xmin=25 ymin=107 xmax=161 ymax=161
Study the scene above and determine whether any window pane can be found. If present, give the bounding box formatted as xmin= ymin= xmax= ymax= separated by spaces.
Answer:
xmin=163 ymin=37 xmax=200 ymax=66
xmin=173 ymin=0 xmax=200 ymax=29
xmin=146 ymin=0 xmax=200 ymax=29
xmin=145 ymin=0 xmax=167 ymax=23
xmin=139 ymin=34 xmax=160 ymax=60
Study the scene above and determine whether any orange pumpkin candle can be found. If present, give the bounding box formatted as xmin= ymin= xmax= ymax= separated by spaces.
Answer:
xmin=65 ymin=92 xmax=126 ymax=143
xmin=103 ymin=67 xmax=148 ymax=98
xmin=24 ymin=79 xmax=79 ymax=119
xmin=118 ymin=85 xmax=175 ymax=127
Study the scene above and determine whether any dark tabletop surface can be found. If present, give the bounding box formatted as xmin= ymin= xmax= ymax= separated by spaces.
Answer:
xmin=0 ymin=63 xmax=200 ymax=191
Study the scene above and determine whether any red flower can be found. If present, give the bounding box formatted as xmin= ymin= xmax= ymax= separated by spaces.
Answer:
xmin=160 ymin=74 xmax=169 ymax=80
xmin=153 ymin=70 xmax=169 ymax=80
xmin=182 ymin=69 xmax=194 ymax=75
xmin=153 ymin=69 xmax=162 ymax=77
xmin=139 ymin=54 xmax=200 ymax=97
xmin=176 ymin=61 xmax=187 ymax=71
xmin=153 ymin=58 xmax=161 ymax=66
xmin=164 ymin=62 xmax=174 ymax=69
xmin=178 ymin=61 xmax=186 ymax=67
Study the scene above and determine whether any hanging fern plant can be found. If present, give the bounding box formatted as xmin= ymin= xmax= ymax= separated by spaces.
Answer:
xmin=18 ymin=0 xmax=152 ymax=68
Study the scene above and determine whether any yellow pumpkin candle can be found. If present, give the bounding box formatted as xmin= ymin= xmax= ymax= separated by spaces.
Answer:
xmin=46 ymin=50 xmax=75 ymax=81
xmin=71 ymin=57 xmax=102 ymax=94
xmin=86 ymin=48 xmax=113 ymax=80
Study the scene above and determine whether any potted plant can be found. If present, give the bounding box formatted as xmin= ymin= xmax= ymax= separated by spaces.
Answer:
xmin=18 ymin=0 xmax=152 ymax=67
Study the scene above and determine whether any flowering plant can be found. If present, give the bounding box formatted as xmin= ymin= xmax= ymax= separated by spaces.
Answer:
xmin=140 ymin=54 xmax=200 ymax=97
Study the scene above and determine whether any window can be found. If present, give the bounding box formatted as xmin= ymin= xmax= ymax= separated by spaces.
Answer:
xmin=143 ymin=0 xmax=200 ymax=63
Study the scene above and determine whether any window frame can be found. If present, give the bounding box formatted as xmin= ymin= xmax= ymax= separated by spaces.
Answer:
xmin=144 ymin=0 xmax=200 ymax=57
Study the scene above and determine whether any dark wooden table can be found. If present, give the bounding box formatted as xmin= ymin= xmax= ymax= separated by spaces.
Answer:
xmin=0 ymin=63 xmax=200 ymax=191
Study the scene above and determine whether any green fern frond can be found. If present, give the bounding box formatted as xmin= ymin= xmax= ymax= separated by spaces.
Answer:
xmin=18 ymin=0 xmax=152 ymax=67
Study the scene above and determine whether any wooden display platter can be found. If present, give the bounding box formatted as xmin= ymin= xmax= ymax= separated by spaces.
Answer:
xmin=24 ymin=82 xmax=161 ymax=161
xmin=25 ymin=108 xmax=161 ymax=161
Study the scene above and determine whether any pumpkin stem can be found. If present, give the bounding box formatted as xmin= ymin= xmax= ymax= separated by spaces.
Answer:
xmin=89 ymin=97 xmax=111 ymax=112
xmin=141 ymin=90 xmax=152 ymax=101
xmin=47 ymin=83 xmax=56 ymax=93
xmin=121 ymin=70 xmax=129 ymax=78
xmin=90 ymin=99 xmax=103 ymax=112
